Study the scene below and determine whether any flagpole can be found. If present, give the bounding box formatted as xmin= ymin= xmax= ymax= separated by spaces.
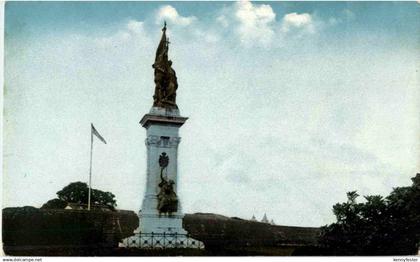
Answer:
xmin=88 ymin=125 xmax=93 ymax=211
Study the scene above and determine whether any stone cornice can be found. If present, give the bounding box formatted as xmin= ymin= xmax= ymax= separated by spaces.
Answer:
xmin=140 ymin=114 xmax=188 ymax=128
xmin=145 ymin=135 xmax=181 ymax=148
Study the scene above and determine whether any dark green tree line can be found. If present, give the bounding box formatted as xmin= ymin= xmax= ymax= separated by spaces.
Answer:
xmin=320 ymin=173 xmax=420 ymax=255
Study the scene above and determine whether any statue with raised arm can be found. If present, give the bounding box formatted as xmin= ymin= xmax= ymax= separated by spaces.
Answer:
xmin=152 ymin=22 xmax=179 ymax=109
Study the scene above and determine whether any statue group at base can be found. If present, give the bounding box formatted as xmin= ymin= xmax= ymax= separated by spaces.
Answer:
xmin=157 ymin=152 xmax=178 ymax=214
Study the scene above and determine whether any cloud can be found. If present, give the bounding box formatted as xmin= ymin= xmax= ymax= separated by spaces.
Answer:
xmin=213 ymin=1 xmax=327 ymax=47
xmin=328 ymin=17 xmax=339 ymax=26
xmin=93 ymin=19 xmax=151 ymax=49
xmin=281 ymin=12 xmax=315 ymax=34
xmin=234 ymin=0 xmax=276 ymax=47
xmin=320 ymin=9 xmax=355 ymax=29
xmin=343 ymin=9 xmax=356 ymax=21
xmin=216 ymin=14 xmax=229 ymax=28
xmin=156 ymin=5 xmax=197 ymax=26
xmin=127 ymin=19 xmax=145 ymax=33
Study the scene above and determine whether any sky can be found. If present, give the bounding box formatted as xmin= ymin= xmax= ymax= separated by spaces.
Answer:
xmin=3 ymin=1 xmax=420 ymax=227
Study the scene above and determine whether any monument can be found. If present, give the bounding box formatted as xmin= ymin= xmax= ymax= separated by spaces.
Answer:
xmin=123 ymin=23 xmax=203 ymax=249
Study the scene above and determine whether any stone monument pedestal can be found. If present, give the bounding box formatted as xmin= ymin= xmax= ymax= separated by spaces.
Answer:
xmin=138 ymin=107 xmax=188 ymax=235
xmin=121 ymin=107 xmax=203 ymax=249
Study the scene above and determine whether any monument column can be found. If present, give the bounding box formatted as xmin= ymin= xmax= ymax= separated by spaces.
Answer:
xmin=139 ymin=111 xmax=188 ymax=234
xmin=122 ymin=23 xmax=203 ymax=248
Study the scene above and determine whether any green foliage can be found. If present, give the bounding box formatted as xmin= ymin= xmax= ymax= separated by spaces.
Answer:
xmin=90 ymin=188 xmax=117 ymax=209
xmin=320 ymin=173 xmax=420 ymax=255
xmin=43 ymin=181 xmax=117 ymax=209
xmin=56 ymin=182 xmax=89 ymax=204
xmin=41 ymin=198 xmax=67 ymax=209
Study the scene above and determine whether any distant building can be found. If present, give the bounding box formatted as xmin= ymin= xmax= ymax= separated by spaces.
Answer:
xmin=261 ymin=213 xmax=269 ymax=223
xmin=270 ymin=219 xmax=275 ymax=225
xmin=250 ymin=215 xmax=257 ymax=221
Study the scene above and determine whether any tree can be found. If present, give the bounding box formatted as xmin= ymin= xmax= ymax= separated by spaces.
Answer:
xmin=42 ymin=181 xmax=117 ymax=210
xmin=385 ymin=174 xmax=420 ymax=254
xmin=56 ymin=182 xmax=89 ymax=205
xmin=90 ymin=188 xmax=117 ymax=209
xmin=41 ymin=198 xmax=67 ymax=209
xmin=319 ymin=173 xmax=420 ymax=255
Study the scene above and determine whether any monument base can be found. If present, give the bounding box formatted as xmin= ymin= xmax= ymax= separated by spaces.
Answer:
xmin=121 ymin=232 xmax=204 ymax=249
xmin=139 ymin=213 xmax=187 ymax=234
xmin=120 ymin=211 xmax=204 ymax=249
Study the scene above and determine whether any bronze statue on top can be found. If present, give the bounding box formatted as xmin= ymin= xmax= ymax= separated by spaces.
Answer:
xmin=152 ymin=22 xmax=178 ymax=109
